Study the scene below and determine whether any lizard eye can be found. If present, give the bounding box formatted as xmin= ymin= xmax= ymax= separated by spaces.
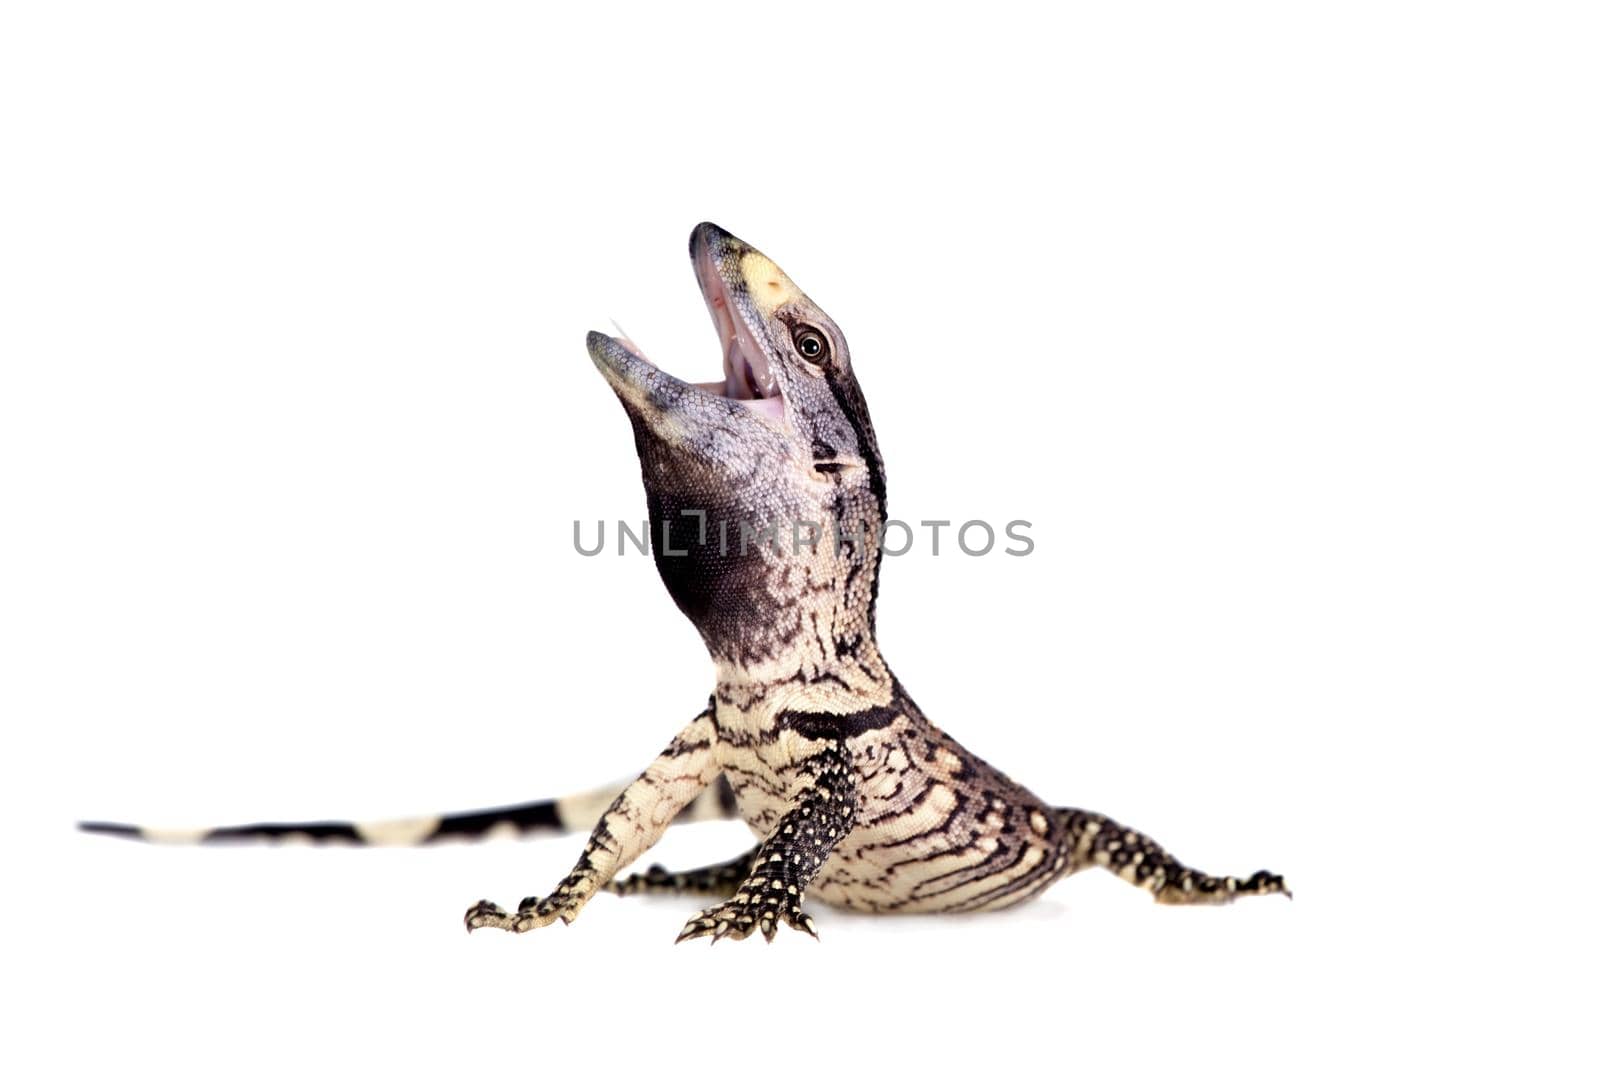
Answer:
xmin=792 ymin=327 xmax=830 ymax=364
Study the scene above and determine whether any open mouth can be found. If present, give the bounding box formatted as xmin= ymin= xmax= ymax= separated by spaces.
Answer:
xmin=691 ymin=242 xmax=786 ymax=421
xmin=598 ymin=235 xmax=786 ymax=425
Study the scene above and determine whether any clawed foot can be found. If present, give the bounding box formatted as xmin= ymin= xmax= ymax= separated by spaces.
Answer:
xmin=1239 ymin=869 xmax=1293 ymax=900
xmin=1154 ymin=868 xmax=1293 ymax=905
xmin=464 ymin=879 xmax=590 ymax=933
xmin=675 ymin=884 xmax=817 ymax=944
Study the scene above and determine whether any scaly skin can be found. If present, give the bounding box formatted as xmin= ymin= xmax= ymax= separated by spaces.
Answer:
xmin=464 ymin=223 xmax=1289 ymax=943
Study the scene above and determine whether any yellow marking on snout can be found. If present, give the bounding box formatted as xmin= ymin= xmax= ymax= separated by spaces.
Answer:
xmin=739 ymin=253 xmax=801 ymax=313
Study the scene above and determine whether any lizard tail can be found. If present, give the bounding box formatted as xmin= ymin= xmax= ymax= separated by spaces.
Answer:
xmin=78 ymin=775 xmax=738 ymax=847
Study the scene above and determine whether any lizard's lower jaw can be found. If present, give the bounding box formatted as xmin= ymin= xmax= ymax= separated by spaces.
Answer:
xmin=585 ymin=330 xmax=787 ymax=431
xmin=586 ymin=314 xmax=786 ymax=426
xmin=587 ymin=223 xmax=787 ymax=426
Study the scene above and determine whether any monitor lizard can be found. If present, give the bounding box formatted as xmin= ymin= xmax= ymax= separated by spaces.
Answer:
xmin=81 ymin=223 xmax=1289 ymax=942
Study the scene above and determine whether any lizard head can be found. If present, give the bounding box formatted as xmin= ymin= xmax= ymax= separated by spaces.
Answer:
xmin=588 ymin=222 xmax=886 ymax=668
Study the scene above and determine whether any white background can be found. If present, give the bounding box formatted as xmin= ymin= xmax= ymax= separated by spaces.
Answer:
xmin=3 ymin=3 xmax=1595 ymax=1064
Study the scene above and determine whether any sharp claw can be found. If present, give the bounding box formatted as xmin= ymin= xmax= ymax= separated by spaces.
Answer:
xmin=676 ymin=912 xmax=712 ymax=944
xmin=464 ymin=900 xmax=510 ymax=932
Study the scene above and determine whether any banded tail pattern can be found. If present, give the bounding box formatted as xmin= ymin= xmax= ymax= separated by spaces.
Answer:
xmin=79 ymin=776 xmax=738 ymax=847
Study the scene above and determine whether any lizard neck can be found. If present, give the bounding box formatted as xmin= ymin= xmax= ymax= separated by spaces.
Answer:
xmin=713 ymin=632 xmax=896 ymax=714
xmin=702 ymin=487 xmax=891 ymax=709
xmin=646 ymin=466 xmax=890 ymax=704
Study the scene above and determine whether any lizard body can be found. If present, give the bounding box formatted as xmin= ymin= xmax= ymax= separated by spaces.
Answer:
xmin=466 ymin=224 xmax=1288 ymax=940
xmin=83 ymin=223 xmax=1288 ymax=941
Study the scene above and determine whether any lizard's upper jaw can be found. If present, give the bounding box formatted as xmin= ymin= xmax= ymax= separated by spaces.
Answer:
xmin=586 ymin=225 xmax=787 ymax=427
xmin=690 ymin=224 xmax=787 ymax=423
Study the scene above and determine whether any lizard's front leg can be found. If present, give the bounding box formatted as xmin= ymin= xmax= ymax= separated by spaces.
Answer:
xmin=464 ymin=705 xmax=719 ymax=933
xmin=676 ymin=742 xmax=858 ymax=944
